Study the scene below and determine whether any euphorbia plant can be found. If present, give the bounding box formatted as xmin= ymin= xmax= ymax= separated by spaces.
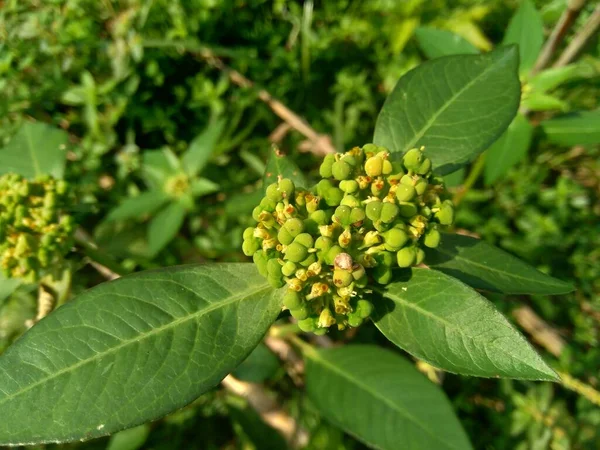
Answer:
xmin=0 ymin=46 xmax=574 ymax=449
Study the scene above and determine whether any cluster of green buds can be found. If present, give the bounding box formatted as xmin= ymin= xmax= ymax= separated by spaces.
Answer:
xmin=243 ymin=145 xmax=455 ymax=333
xmin=0 ymin=174 xmax=75 ymax=282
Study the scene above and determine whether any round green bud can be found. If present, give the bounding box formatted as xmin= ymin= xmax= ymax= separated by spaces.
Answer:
xmin=416 ymin=158 xmax=432 ymax=175
xmin=290 ymin=305 xmax=309 ymax=320
xmin=383 ymin=228 xmax=409 ymax=251
xmin=279 ymin=179 xmax=295 ymax=199
xmin=398 ymin=202 xmax=418 ymax=218
xmin=435 ymin=201 xmax=455 ymax=225
xmin=333 ymin=269 xmax=353 ymax=287
xmin=317 ymin=179 xmax=334 ymax=197
xmin=282 ymin=261 xmax=297 ymax=277
xmin=403 ymin=148 xmax=423 ymax=171
xmin=310 ymin=209 xmax=331 ymax=226
xmin=397 ymin=247 xmax=417 ymax=268
xmin=350 ymin=207 xmax=365 ymax=225
xmin=243 ymin=227 xmax=255 ymax=241
xmin=268 ymin=275 xmax=285 ymax=289
xmin=278 ymin=227 xmax=294 ymax=245
xmin=416 ymin=248 xmax=426 ymax=265
xmin=382 ymin=159 xmax=393 ymax=175
xmin=356 ymin=299 xmax=374 ymax=319
xmin=339 ymin=179 xmax=359 ymax=193
xmin=396 ymin=184 xmax=416 ymax=202
xmin=332 ymin=160 xmax=352 ymax=180
xmin=324 ymin=187 xmax=344 ymax=206
xmin=325 ymin=245 xmax=343 ymax=265
xmin=333 ymin=205 xmax=352 ymax=226
xmin=352 ymin=264 xmax=366 ymax=281
xmin=315 ymin=236 xmax=333 ymax=252
xmin=283 ymin=218 xmax=305 ymax=237
xmin=266 ymin=183 xmax=283 ymax=202
xmin=424 ymin=227 xmax=441 ymax=248
xmin=260 ymin=197 xmax=277 ymax=212
xmin=267 ymin=258 xmax=282 ymax=277
xmin=298 ymin=317 xmax=317 ymax=332
xmin=320 ymin=154 xmax=335 ymax=178
xmin=365 ymin=156 xmax=383 ymax=177
xmin=300 ymin=253 xmax=318 ymax=267
xmin=362 ymin=143 xmax=378 ymax=153
xmin=340 ymin=195 xmax=360 ymax=208
xmin=252 ymin=206 xmax=262 ymax=221
xmin=380 ymin=202 xmax=399 ymax=223
xmin=283 ymin=290 xmax=303 ymax=309
xmin=294 ymin=233 xmax=314 ymax=248
xmin=242 ymin=238 xmax=260 ymax=256
xmin=415 ymin=178 xmax=428 ymax=196
xmin=347 ymin=313 xmax=363 ymax=328
xmin=285 ymin=242 xmax=309 ymax=263
xmin=365 ymin=201 xmax=383 ymax=221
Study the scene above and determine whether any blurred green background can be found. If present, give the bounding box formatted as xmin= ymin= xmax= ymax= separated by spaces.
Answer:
xmin=1 ymin=0 xmax=599 ymax=449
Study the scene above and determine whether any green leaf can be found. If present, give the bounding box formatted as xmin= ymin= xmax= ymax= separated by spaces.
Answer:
xmin=147 ymin=201 xmax=187 ymax=255
xmin=374 ymin=47 xmax=520 ymax=175
xmin=484 ymin=113 xmax=533 ymax=185
xmin=305 ymin=345 xmax=473 ymax=450
xmin=528 ymin=64 xmax=589 ymax=94
xmin=373 ymin=268 xmax=559 ymax=381
xmin=107 ymin=190 xmax=170 ymax=222
xmin=0 ymin=263 xmax=281 ymax=445
xmin=0 ymin=122 xmax=68 ymax=179
xmin=141 ymin=148 xmax=180 ymax=189
xmin=263 ymin=146 xmax=308 ymax=192
xmin=443 ymin=167 xmax=465 ymax=188
xmin=415 ymin=27 xmax=479 ymax=59
xmin=106 ymin=425 xmax=150 ymax=450
xmin=0 ymin=276 xmax=20 ymax=307
xmin=425 ymin=233 xmax=574 ymax=295
xmin=503 ymin=0 xmax=544 ymax=74
xmin=229 ymin=403 xmax=289 ymax=450
xmin=522 ymin=92 xmax=568 ymax=112
xmin=232 ymin=343 xmax=280 ymax=383
xmin=191 ymin=178 xmax=220 ymax=197
xmin=541 ymin=110 xmax=600 ymax=146
xmin=182 ymin=119 xmax=225 ymax=177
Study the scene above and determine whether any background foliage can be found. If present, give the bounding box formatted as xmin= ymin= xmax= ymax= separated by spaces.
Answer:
xmin=1 ymin=0 xmax=599 ymax=449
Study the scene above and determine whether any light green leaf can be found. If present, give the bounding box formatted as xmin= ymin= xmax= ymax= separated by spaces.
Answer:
xmin=232 ymin=343 xmax=280 ymax=383
xmin=444 ymin=167 xmax=465 ymax=187
xmin=484 ymin=113 xmax=533 ymax=185
xmin=182 ymin=119 xmax=225 ymax=177
xmin=191 ymin=178 xmax=220 ymax=197
xmin=0 ymin=276 xmax=20 ymax=307
xmin=522 ymin=92 xmax=568 ymax=112
xmin=106 ymin=190 xmax=170 ymax=222
xmin=305 ymin=345 xmax=473 ymax=450
xmin=0 ymin=263 xmax=281 ymax=445
xmin=147 ymin=201 xmax=187 ymax=255
xmin=528 ymin=64 xmax=591 ymax=94
xmin=374 ymin=268 xmax=559 ymax=381
xmin=425 ymin=233 xmax=574 ymax=294
xmin=0 ymin=122 xmax=68 ymax=179
xmin=263 ymin=146 xmax=308 ymax=193
xmin=541 ymin=110 xmax=600 ymax=146
xmin=106 ymin=424 xmax=150 ymax=450
xmin=374 ymin=47 xmax=520 ymax=175
xmin=415 ymin=27 xmax=479 ymax=59
xmin=141 ymin=148 xmax=180 ymax=189
xmin=503 ymin=0 xmax=544 ymax=74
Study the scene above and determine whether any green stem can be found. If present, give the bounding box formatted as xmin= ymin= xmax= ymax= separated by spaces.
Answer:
xmin=74 ymin=229 xmax=124 ymax=277
xmin=453 ymin=153 xmax=486 ymax=206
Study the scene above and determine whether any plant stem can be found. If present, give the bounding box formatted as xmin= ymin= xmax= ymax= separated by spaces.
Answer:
xmin=74 ymin=228 xmax=123 ymax=278
xmin=453 ymin=153 xmax=486 ymax=206
xmin=553 ymin=4 xmax=600 ymax=68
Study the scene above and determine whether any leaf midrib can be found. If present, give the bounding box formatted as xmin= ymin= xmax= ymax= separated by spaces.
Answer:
xmin=400 ymin=52 xmax=509 ymax=153
xmin=307 ymin=352 xmax=462 ymax=450
xmin=0 ymin=282 xmax=272 ymax=406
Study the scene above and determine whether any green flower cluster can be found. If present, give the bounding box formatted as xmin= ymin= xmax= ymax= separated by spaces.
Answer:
xmin=0 ymin=174 xmax=75 ymax=282
xmin=243 ymin=144 xmax=454 ymax=333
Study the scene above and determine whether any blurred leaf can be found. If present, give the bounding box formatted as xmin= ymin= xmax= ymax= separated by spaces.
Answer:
xmin=147 ymin=201 xmax=186 ymax=255
xmin=444 ymin=167 xmax=466 ymax=187
xmin=484 ymin=113 xmax=533 ymax=185
xmin=142 ymin=149 xmax=180 ymax=188
xmin=182 ymin=119 xmax=225 ymax=177
xmin=106 ymin=190 xmax=170 ymax=222
xmin=426 ymin=233 xmax=575 ymax=294
xmin=305 ymin=345 xmax=473 ymax=450
xmin=191 ymin=178 xmax=220 ymax=197
xmin=229 ymin=403 xmax=289 ymax=450
xmin=528 ymin=64 xmax=590 ymax=93
xmin=522 ymin=93 xmax=568 ymax=112
xmin=0 ymin=264 xmax=280 ymax=444
xmin=106 ymin=424 xmax=150 ymax=450
xmin=374 ymin=47 xmax=520 ymax=175
xmin=263 ymin=146 xmax=308 ymax=192
xmin=391 ymin=18 xmax=420 ymax=54
xmin=0 ymin=276 xmax=20 ymax=307
xmin=503 ymin=0 xmax=544 ymax=74
xmin=374 ymin=268 xmax=559 ymax=380
xmin=415 ymin=27 xmax=479 ymax=59
xmin=541 ymin=110 xmax=600 ymax=146
xmin=232 ymin=343 xmax=280 ymax=383
xmin=0 ymin=122 xmax=68 ymax=179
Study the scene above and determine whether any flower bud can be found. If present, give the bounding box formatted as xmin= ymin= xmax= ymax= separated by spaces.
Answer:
xmin=282 ymin=261 xmax=297 ymax=277
xmin=290 ymin=305 xmax=309 ymax=320
xmin=319 ymin=154 xmax=335 ymax=178
xmin=350 ymin=207 xmax=365 ymax=225
xmin=253 ymin=251 xmax=269 ymax=277
xmin=266 ymin=183 xmax=283 ymax=202
xmin=356 ymin=299 xmax=374 ymax=319
xmin=339 ymin=179 xmax=359 ymax=193
xmin=333 ymin=205 xmax=352 ymax=226
xmin=294 ymin=233 xmax=314 ymax=249
xmin=340 ymin=195 xmax=360 ymax=208
xmin=283 ymin=218 xmax=304 ymax=237
xmin=435 ymin=200 xmax=455 ymax=225
xmin=397 ymin=247 xmax=417 ymax=268
xmin=383 ymin=228 xmax=409 ymax=251
xmin=242 ymin=238 xmax=260 ymax=256
xmin=333 ymin=269 xmax=353 ymax=287
xmin=298 ymin=317 xmax=318 ymax=332
xmin=365 ymin=155 xmax=383 ymax=177
xmin=243 ymin=227 xmax=255 ymax=241
xmin=415 ymin=178 xmax=428 ymax=196
xmin=324 ymin=187 xmax=344 ymax=207
xmin=416 ymin=158 xmax=432 ymax=175
xmin=283 ymin=290 xmax=303 ymax=309
xmin=424 ymin=227 xmax=441 ymax=248
xmin=396 ymin=184 xmax=416 ymax=202
xmin=347 ymin=312 xmax=363 ymax=327
xmin=285 ymin=242 xmax=309 ymax=263
xmin=365 ymin=200 xmax=383 ymax=221
xmin=380 ymin=202 xmax=399 ymax=224
xmin=403 ymin=148 xmax=423 ymax=171
xmin=332 ymin=160 xmax=352 ymax=180
xmin=398 ymin=202 xmax=418 ymax=218
xmin=318 ymin=308 xmax=336 ymax=328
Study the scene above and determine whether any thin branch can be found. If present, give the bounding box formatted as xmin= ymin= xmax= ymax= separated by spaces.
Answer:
xmin=512 ymin=306 xmax=565 ymax=357
xmin=532 ymin=0 xmax=588 ymax=74
xmin=553 ymin=4 xmax=600 ymax=68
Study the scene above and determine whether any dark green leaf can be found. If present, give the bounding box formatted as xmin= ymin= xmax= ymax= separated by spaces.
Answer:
xmin=232 ymin=343 xmax=280 ymax=383
xmin=305 ymin=345 xmax=473 ymax=450
xmin=374 ymin=47 xmax=520 ymax=175
xmin=147 ymin=202 xmax=186 ymax=255
xmin=0 ymin=123 xmax=68 ymax=179
xmin=106 ymin=425 xmax=150 ymax=450
xmin=484 ymin=113 xmax=533 ymax=185
xmin=541 ymin=110 xmax=600 ymax=146
xmin=141 ymin=149 xmax=180 ymax=189
xmin=415 ymin=27 xmax=479 ymax=59
xmin=444 ymin=167 xmax=465 ymax=188
xmin=182 ymin=120 xmax=225 ymax=177
xmin=426 ymin=233 xmax=574 ymax=294
xmin=263 ymin=146 xmax=308 ymax=192
xmin=0 ymin=263 xmax=281 ymax=445
xmin=374 ymin=268 xmax=559 ymax=380
xmin=107 ymin=191 xmax=170 ymax=222
xmin=503 ymin=0 xmax=543 ymax=74
xmin=229 ymin=403 xmax=289 ymax=450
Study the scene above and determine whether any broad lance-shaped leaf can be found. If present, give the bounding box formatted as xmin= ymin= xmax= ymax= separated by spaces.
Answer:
xmin=263 ymin=146 xmax=308 ymax=192
xmin=541 ymin=110 xmax=600 ymax=146
xmin=426 ymin=233 xmax=574 ymax=294
xmin=305 ymin=345 xmax=473 ymax=450
xmin=502 ymin=0 xmax=543 ymax=74
xmin=0 ymin=263 xmax=281 ymax=445
xmin=415 ymin=27 xmax=479 ymax=59
xmin=0 ymin=122 xmax=68 ymax=179
xmin=374 ymin=268 xmax=559 ymax=381
xmin=374 ymin=46 xmax=520 ymax=175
